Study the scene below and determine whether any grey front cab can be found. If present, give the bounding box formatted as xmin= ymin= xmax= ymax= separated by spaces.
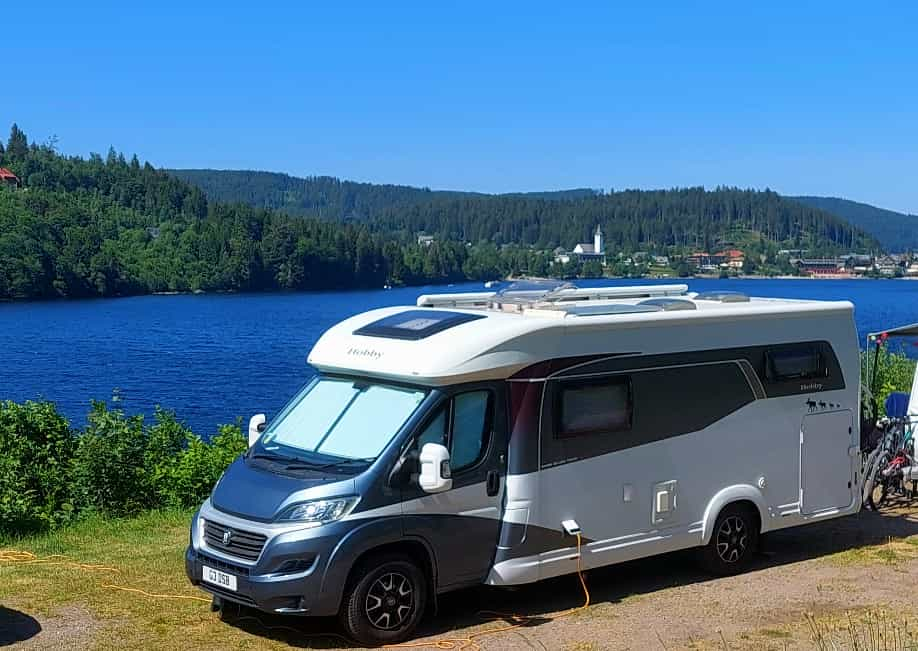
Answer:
xmin=185 ymin=382 xmax=505 ymax=619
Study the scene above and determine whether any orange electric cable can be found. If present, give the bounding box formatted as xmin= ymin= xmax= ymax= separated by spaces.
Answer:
xmin=384 ymin=532 xmax=591 ymax=650
xmin=2 ymin=533 xmax=592 ymax=650
xmin=0 ymin=549 xmax=209 ymax=602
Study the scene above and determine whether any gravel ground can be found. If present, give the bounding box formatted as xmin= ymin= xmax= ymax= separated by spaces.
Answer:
xmin=6 ymin=506 xmax=918 ymax=650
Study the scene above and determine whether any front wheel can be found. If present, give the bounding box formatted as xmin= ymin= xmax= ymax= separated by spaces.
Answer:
xmin=341 ymin=554 xmax=427 ymax=647
xmin=698 ymin=504 xmax=759 ymax=576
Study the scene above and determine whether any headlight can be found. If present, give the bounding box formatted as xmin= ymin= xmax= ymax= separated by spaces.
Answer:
xmin=278 ymin=497 xmax=360 ymax=524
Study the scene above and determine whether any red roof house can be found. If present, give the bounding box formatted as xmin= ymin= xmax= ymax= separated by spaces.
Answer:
xmin=0 ymin=168 xmax=20 ymax=188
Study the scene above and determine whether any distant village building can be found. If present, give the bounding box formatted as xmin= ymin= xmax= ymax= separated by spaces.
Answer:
xmin=0 ymin=168 xmax=21 ymax=188
xmin=417 ymin=234 xmax=435 ymax=247
xmin=875 ymin=255 xmax=903 ymax=276
xmin=554 ymin=225 xmax=606 ymax=264
xmin=686 ymin=252 xmax=720 ymax=271
xmin=795 ymin=258 xmax=848 ymax=277
xmin=552 ymin=246 xmax=571 ymax=265
xmin=687 ymin=249 xmax=745 ymax=272
xmin=718 ymin=249 xmax=745 ymax=269
xmin=571 ymin=225 xmax=605 ymax=261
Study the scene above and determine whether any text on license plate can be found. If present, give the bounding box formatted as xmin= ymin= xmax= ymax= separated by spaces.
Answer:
xmin=202 ymin=565 xmax=237 ymax=591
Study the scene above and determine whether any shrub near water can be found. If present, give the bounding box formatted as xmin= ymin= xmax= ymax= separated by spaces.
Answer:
xmin=0 ymin=400 xmax=75 ymax=533
xmin=0 ymin=400 xmax=246 ymax=537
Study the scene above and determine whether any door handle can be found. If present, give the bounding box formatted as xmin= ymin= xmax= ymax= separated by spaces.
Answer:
xmin=486 ymin=470 xmax=500 ymax=497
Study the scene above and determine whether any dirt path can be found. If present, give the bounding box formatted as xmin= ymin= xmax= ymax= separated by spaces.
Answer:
xmin=7 ymin=507 xmax=918 ymax=650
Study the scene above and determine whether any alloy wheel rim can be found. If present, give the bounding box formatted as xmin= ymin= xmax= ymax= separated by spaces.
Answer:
xmin=365 ymin=572 xmax=414 ymax=630
xmin=715 ymin=515 xmax=748 ymax=563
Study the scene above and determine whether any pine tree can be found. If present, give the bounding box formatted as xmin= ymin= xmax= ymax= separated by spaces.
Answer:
xmin=7 ymin=123 xmax=28 ymax=159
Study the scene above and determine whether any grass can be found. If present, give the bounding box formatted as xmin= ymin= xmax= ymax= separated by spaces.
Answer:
xmin=0 ymin=510 xmax=349 ymax=650
xmin=807 ymin=610 xmax=918 ymax=651
xmin=828 ymin=536 xmax=918 ymax=567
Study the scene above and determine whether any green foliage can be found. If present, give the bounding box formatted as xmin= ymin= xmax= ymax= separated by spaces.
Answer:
xmin=72 ymin=402 xmax=152 ymax=515
xmin=0 ymin=400 xmax=245 ymax=536
xmin=174 ymin=169 xmax=879 ymax=257
xmin=0 ymin=123 xmax=882 ymax=300
xmin=165 ymin=425 xmax=246 ymax=509
xmin=792 ymin=195 xmax=918 ymax=251
xmin=861 ymin=346 xmax=917 ymax=419
xmin=0 ymin=400 xmax=75 ymax=534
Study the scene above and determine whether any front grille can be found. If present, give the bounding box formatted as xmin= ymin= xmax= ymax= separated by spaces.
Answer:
xmin=196 ymin=551 xmax=250 ymax=576
xmin=204 ymin=583 xmax=257 ymax=607
xmin=204 ymin=520 xmax=267 ymax=562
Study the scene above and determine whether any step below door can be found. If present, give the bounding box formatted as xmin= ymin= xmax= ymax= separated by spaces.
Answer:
xmin=800 ymin=409 xmax=854 ymax=514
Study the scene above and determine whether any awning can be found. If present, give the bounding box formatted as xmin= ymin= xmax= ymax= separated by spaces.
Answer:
xmin=868 ymin=323 xmax=918 ymax=340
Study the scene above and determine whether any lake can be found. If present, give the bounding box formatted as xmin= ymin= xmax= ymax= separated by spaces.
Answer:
xmin=2 ymin=278 xmax=917 ymax=435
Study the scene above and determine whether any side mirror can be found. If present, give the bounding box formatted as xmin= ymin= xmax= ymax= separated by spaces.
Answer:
xmin=418 ymin=443 xmax=452 ymax=493
xmin=248 ymin=413 xmax=266 ymax=447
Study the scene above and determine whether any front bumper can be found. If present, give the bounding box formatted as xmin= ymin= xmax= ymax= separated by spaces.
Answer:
xmin=184 ymin=503 xmax=350 ymax=617
xmin=185 ymin=546 xmax=323 ymax=614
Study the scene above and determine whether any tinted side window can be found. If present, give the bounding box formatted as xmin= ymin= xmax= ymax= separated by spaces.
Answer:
xmin=417 ymin=406 xmax=448 ymax=449
xmin=556 ymin=377 xmax=632 ymax=438
xmin=451 ymin=391 xmax=491 ymax=470
xmin=765 ymin=344 xmax=825 ymax=382
xmin=415 ymin=391 xmax=492 ymax=473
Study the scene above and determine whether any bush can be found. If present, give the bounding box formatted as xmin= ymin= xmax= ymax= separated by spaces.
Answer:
xmin=144 ymin=408 xmax=195 ymax=505
xmin=0 ymin=400 xmax=75 ymax=534
xmin=71 ymin=401 xmax=150 ymax=515
xmin=0 ymin=399 xmax=246 ymax=536
xmin=165 ymin=424 xmax=246 ymax=508
xmin=861 ymin=345 xmax=917 ymax=419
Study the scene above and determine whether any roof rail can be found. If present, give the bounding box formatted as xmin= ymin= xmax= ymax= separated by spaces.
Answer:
xmin=547 ymin=284 xmax=688 ymax=302
xmin=417 ymin=284 xmax=689 ymax=309
xmin=416 ymin=291 xmax=495 ymax=308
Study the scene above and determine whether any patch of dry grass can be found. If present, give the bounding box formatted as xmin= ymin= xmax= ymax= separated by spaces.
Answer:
xmin=828 ymin=536 xmax=918 ymax=567
xmin=0 ymin=510 xmax=342 ymax=650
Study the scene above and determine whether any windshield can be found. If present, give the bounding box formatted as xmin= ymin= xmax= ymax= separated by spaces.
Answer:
xmin=256 ymin=376 xmax=427 ymax=463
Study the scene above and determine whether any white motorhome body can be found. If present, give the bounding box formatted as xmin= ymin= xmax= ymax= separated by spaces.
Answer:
xmin=189 ymin=282 xmax=862 ymax=645
xmin=307 ymin=283 xmax=862 ymax=586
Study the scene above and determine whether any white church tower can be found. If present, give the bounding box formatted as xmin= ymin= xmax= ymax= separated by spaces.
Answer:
xmin=593 ymin=224 xmax=604 ymax=255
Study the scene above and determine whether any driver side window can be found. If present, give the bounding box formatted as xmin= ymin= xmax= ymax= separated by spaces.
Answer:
xmin=416 ymin=391 xmax=491 ymax=474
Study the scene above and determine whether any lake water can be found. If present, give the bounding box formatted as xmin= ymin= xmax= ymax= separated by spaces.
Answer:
xmin=2 ymin=278 xmax=917 ymax=435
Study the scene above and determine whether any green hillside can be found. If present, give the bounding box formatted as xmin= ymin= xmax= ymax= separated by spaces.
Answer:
xmin=0 ymin=122 xmax=884 ymax=301
xmin=167 ymin=169 xmax=599 ymax=219
xmin=1 ymin=124 xmax=539 ymax=299
xmin=171 ymin=168 xmax=878 ymax=254
xmin=790 ymin=196 xmax=918 ymax=251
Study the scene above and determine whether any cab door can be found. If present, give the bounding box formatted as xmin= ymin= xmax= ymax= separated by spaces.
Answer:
xmin=401 ymin=384 xmax=507 ymax=588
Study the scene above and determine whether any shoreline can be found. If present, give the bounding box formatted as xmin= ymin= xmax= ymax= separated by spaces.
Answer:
xmin=3 ymin=274 xmax=915 ymax=305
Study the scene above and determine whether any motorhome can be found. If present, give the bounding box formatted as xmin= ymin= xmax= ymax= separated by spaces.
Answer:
xmin=185 ymin=282 xmax=862 ymax=645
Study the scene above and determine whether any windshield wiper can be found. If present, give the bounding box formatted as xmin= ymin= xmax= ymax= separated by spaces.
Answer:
xmin=251 ymin=451 xmax=375 ymax=472
xmin=313 ymin=457 xmax=377 ymax=470
xmin=249 ymin=451 xmax=304 ymax=464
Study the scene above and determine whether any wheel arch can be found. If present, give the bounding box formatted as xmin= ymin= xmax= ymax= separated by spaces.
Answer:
xmin=700 ymin=485 xmax=768 ymax=545
xmin=321 ymin=520 xmax=439 ymax=616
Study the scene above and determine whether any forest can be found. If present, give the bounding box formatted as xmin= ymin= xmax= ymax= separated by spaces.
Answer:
xmin=0 ymin=123 xmax=880 ymax=300
xmin=173 ymin=168 xmax=878 ymax=254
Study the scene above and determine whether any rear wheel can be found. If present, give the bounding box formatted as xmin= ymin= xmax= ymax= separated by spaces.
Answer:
xmin=341 ymin=554 xmax=427 ymax=647
xmin=698 ymin=504 xmax=759 ymax=576
xmin=865 ymin=452 xmax=892 ymax=510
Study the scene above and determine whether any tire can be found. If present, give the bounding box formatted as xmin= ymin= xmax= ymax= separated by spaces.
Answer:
xmin=864 ymin=452 xmax=892 ymax=510
xmin=341 ymin=554 xmax=427 ymax=647
xmin=698 ymin=504 xmax=759 ymax=576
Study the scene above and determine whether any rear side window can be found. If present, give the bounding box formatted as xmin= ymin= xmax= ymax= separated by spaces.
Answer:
xmin=766 ymin=345 xmax=826 ymax=382
xmin=556 ymin=377 xmax=632 ymax=438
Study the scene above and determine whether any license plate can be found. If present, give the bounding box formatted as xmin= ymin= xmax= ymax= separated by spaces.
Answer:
xmin=202 ymin=565 xmax=237 ymax=592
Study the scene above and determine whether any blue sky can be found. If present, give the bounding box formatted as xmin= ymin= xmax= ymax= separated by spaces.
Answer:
xmin=3 ymin=1 xmax=916 ymax=212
